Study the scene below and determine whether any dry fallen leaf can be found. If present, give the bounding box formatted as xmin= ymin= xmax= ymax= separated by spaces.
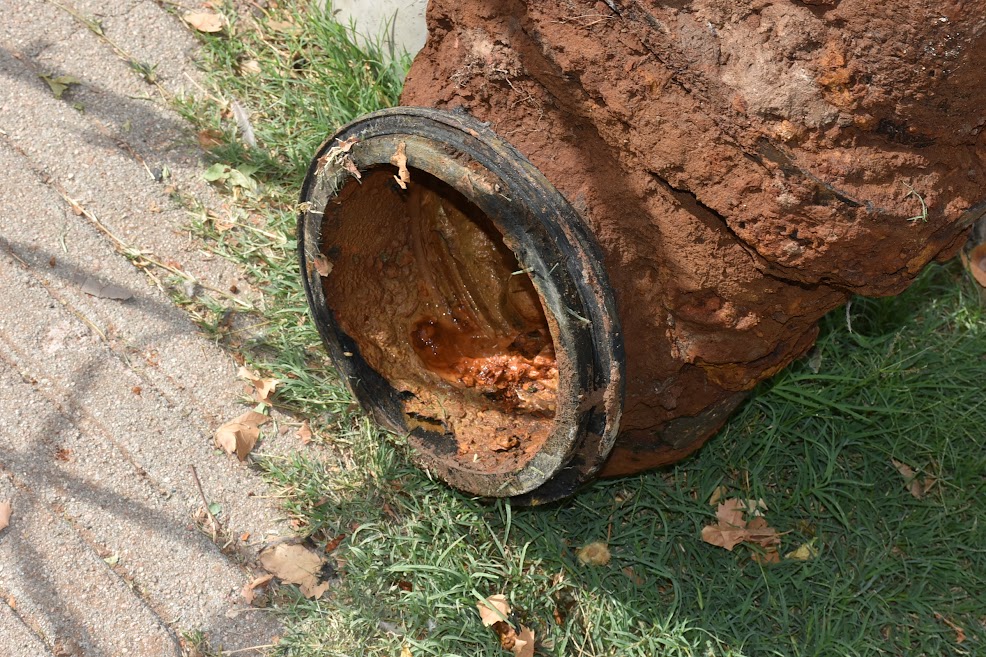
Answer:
xmin=0 ymin=501 xmax=11 ymax=531
xmin=237 ymin=366 xmax=279 ymax=404
xmin=240 ymin=59 xmax=262 ymax=75
xmin=313 ymin=139 xmax=359 ymax=178
xmin=700 ymin=524 xmax=746 ymax=551
xmin=184 ymin=11 xmax=226 ymax=33
xmin=241 ymin=573 xmax=274 ymax=604
xmin=342 ymin=156 xmax=362 ymax=180
xmin=747 ymin=515 xmax=781 ymax=563
xmin=323 ymin=533 xmax=346 ymax=553
xmin=214 ymin=214 xmax=236 ymax=233
xmin=708 ymin=485 xmax=728 ymax=506
xmin=314 ymin=153 xmax=333 ymax=177
xmin=622 ymin=566 xmax=645 ymax=586
xmin=891 ymin=458 xmax=936 ymax=499
xmin=494 ymin=622 xmax=534 ymax=657
xmin=701 ymin=498 xmax=780 ymax=555
xmin=39 ymin=73 xmax=81 ymax=99
xmin=214 ymin=410 xmax=268 ymax=460
xmin=752 ymin=548 xmax=781 ymax=564
xmin=297 ymin=419 xmax=313 ymax=444
xmin=513 ymin=625 xmax=535 ymax=657
xmin=745 ymin=516 xmax=780 ymax=545
xmin=336 ymin=136 xmax=358 ymax=153
xmin=391 ymin=141 xmax=411 ymax=190
xmin=197 ymin=129 xmax=224 ymax=150
xmin=205 ymin=208 xmax=236 ymax=233
xmin=477 ymin=594 xmax=535 ymax=655
xmin=576 ymin=541 xmax=611 ymax=566
xmin=259 ymin=542 xmax=330 ymax=599
xmin=477 ymin=594 xmax=511 ymax=626
xmin=717 ymin=497 xmax=746 ymax=526
xmin=891 ymin=458 xmax=916 ymax=479
xmin=934 ymin=611 xmax=967 ymax=643
xmin=701 ymin=499 xmax=747 ymax=550
xmin=400 ymin=645 xmax=413 ymax=657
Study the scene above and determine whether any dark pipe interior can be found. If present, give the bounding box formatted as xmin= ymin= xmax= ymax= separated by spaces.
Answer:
xmin=320 ymin=165 xmax=560 ymax=473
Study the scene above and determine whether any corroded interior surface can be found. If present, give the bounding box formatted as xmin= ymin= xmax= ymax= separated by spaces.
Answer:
xmin=321 ymin=167 xmax=558 ymax=472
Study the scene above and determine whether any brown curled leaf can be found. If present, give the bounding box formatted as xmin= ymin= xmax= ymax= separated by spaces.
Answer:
xmin=391 ymin=141 xmax=411 ymax=189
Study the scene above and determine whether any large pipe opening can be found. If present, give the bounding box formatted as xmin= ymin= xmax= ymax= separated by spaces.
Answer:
xmin=321 ymin=166 xmax=559 ymax=473
xmin=299 ymin=108 xmax=624 ymax=501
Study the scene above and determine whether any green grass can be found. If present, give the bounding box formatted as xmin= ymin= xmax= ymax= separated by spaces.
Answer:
xmin=177 ymin=3 xmax=985 ymax=655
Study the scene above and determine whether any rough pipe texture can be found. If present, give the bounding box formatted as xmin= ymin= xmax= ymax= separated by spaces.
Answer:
xmin=401 ymin=0 xmax=986 ymax=473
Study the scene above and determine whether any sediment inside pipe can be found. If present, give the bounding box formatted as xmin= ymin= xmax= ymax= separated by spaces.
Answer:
xmin=321 ymin=166 xmax=560 ymax=473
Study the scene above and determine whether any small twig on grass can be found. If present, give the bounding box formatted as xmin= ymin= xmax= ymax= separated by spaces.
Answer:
xmin=182 ymin=71 xmax=225 ymax=106
xmin=190 ymin=464 xmax=222 ymax=542
xmin=52 ymin=187 xmax=253 ymax=309
xmin=222 ymin=643 xmax=279 ymax=655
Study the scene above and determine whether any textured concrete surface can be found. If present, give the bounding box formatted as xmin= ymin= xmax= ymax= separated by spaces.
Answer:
xmin=0 ymin=1 xmax=303 ymax=654
xmin=326 ymin=0 xmax=428 ymax=58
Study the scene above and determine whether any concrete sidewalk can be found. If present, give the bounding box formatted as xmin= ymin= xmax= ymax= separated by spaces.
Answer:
xmin=0 ymin=1 xmax=301 ymax=654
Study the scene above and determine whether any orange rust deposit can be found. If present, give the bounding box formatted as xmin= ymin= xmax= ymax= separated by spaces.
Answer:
xmin=411 ymin=317 xmax=557 ymax=413
xmin=321 ymin=168 xmax=559 ymax=472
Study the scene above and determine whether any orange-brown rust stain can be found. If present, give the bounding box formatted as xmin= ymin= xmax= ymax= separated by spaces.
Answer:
xmin=600 ymin=439 xmax=713 ymax=478
xmin=816 ymin=42 xmax=855 ymax=108
xmin=411 ymin=316 xmax=558 ymax=414
xmin=398 ymin=171 xmax=560 ymax=422
xmin=324 ymin=168 xmax=560 ymax=472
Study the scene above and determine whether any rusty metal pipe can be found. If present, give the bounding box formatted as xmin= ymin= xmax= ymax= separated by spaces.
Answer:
xmin=300 ymin=1 xmax=986 ymax=501
xmin=299 ymin=109 xmax=624 ymax=502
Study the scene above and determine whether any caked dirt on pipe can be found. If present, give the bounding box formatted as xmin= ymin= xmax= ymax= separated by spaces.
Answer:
xmin=321 ymin=168 xmax=559 ymax=472
xmin=402 ymin=0 xmax=986 ymax=473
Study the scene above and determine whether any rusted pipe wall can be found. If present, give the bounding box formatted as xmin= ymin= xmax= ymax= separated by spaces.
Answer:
xmin=399 ymin=0 xmax=986 ymax=474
